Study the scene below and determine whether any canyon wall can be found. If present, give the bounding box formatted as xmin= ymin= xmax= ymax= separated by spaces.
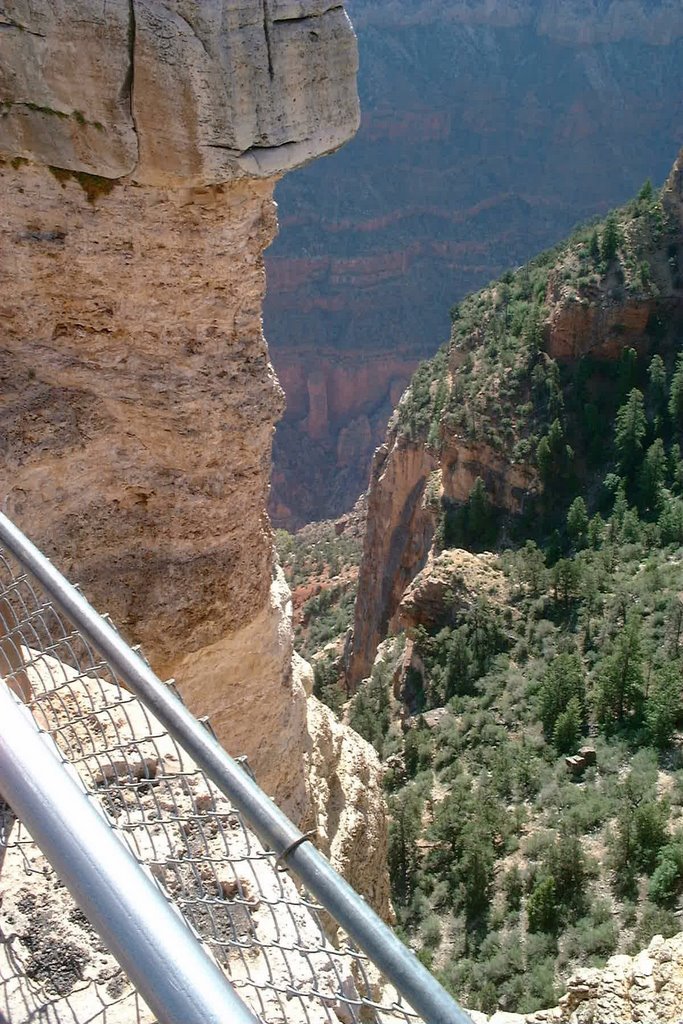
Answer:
xmin=0 ymin=0 xmax=390 ymax=916
xmin=347 ymin=148 xmax=683 ymax=689
xmin=266 ymin=0 xmax=683 ymax=527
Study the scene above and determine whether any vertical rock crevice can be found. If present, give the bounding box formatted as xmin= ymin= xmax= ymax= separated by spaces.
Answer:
xmin=263 ymin=0 xmax=275 ymax=78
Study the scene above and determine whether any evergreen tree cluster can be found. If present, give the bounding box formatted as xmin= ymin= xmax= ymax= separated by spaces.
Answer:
xmin=291 ymin=176 xmax=683 ymax=1016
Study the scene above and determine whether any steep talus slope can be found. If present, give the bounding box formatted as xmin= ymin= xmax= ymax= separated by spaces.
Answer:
xmin=266 ymin=0 xmax=683 ymax=526
xmin=348 ymin=146 xmax=683 ymax=688
xmin=0 ymin=0 xmax=391 ymax=919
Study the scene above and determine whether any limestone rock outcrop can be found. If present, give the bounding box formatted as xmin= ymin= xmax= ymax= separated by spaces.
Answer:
xmin=0 ymin=0 xmax=359 ymax=185
xmin=0 ymin=159 xmax=307 ymax=804
xmin=549 ymin=932 xmax=683 ymax=1023
xmin=346 ymin=428 xmax=437 ymax=688
xmin=304 ymin=694 xmax=393 ymax=923
xmin=0 ymin=0 xmax=389 ymax=914
xmin=468 ymin=931 xmax=683 ymax=1023
xmin=394 ymin=548 xmax=509 ymax=634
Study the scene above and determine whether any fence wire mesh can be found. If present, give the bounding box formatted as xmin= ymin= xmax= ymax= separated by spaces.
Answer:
xmin=0 ymin=546 xmax=420 ymax=1024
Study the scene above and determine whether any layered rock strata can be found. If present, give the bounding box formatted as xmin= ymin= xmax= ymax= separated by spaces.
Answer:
xmin=266 ymin=0 xmax=683 ymax=526
xmin=0 ymin=0 xmax=390 ymax=917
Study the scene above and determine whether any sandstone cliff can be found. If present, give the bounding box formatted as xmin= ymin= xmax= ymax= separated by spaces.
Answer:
xmin=0 ymin=0 xmax=391 ymax=918
xmin=346 ymin=429 xmax=437 ymax=686
xmin=266 ymin=0 xmax=683 ymax=526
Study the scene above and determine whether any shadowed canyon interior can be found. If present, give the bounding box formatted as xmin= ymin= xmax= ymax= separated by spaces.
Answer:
xmin=266 ymin=0 xmax=683 ymax=527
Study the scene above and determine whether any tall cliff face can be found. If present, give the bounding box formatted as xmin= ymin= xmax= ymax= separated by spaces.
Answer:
xmin=266 ymin=0 xmax=683 ymax=527
xmin=0 ymin=0 xmax=391 ymax=917
xmin=347 ymin=431 xmax=437 ymax=687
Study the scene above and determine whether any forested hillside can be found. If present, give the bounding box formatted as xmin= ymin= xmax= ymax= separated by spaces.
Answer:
xmin=282 ymin=153 xmax=683 ymax=1016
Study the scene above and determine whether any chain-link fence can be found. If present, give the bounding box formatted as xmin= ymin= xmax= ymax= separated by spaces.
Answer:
xmin=0 ymin=516 xmax=469 ymax=1024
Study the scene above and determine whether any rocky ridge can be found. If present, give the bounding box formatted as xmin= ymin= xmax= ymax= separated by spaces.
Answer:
xmin=0 ymin=0 xmax=391 ymax=920
xmin=347 ymin=146 xmax=683 ymax=688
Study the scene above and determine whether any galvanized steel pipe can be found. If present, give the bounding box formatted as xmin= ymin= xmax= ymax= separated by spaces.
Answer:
xmin=0 ymin=682 xmax=259 ymax=1024
xmin=0 ymin=511 xmax=472 ymax=1024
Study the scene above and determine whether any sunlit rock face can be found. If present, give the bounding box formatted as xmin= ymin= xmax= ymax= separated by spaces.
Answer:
xmin=1 ymin=0 xmax=395 ymax=920
xmin=0 ymin=0 xmax=393 ymax=917
xmin=0 ymin=0 xmax=359 ymax=185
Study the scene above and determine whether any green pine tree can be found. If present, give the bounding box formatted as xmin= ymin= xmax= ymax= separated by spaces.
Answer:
xmin=646 ymin=663 xmax=682 ymax=748
xmin=638 ymin=179 xmax=654 ymax=204
xmin=639 ymin=438 xmax=667 ymax=517
xmin=647 ymin=353 xmax=668 ymax=430
xmin=668 ymin=354 xmax=683 ymax=429
xmin=595 ymin=615 xmax=645 ymax=729
xmin=538 ymin=653 xmax=586 ymax=740
xmin=614 ymin=389 xmax=647 ymax=478
xmin=601 ymin=212 xmax=622 ymax=263
xmin=537 ymin=419 xmax=574 ymax=489
xmin=566 ymin=496 xmax=588 ymax=548
xmin=553 ymin=696 xmax=582 ymax=753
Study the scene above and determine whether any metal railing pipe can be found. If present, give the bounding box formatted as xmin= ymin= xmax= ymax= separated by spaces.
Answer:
xmin=0 ymin=682 xmax=259 ymax=1024
xmin=0 ymin=511 xmax=472 ymax=1024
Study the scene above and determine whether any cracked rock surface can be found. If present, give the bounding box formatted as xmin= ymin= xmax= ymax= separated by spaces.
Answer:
xmin=0 ymin=0 xmax=359 ymax=184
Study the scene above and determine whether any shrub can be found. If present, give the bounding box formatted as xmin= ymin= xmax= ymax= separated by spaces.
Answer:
xmin=527 ymin=876 xmax=559 ymax=933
